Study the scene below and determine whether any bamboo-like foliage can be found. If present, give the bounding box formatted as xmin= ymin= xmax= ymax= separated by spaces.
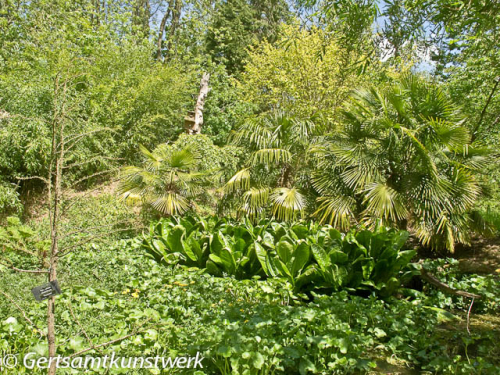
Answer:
xmin=312 ymin=74 xmax=491 ymax=252
xmin=118 ymin=144 xmax=210 ymax=216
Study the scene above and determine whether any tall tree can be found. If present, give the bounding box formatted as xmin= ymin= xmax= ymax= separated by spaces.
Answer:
xmin=132 ymin=0 xmax=151 ymax=37
xmin=205 ymin=0 xmax=291 ymax=74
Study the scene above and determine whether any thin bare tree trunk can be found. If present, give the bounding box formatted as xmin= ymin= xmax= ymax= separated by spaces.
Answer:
xmin=165 ymin=0 xmax=182 ymax=58
xmin=156 ymin=0 xmax=174 ymax=61
xmin=47 ymin=74 xmax=68 ymax=375
xmin=187 ymin=73 xmax=210 ymax=135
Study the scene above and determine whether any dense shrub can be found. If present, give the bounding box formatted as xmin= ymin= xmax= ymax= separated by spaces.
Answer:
xmin=0 ymin=181 xmax=22 ymax=218
xmin=141 ymin=216 xmax=417 ymax=296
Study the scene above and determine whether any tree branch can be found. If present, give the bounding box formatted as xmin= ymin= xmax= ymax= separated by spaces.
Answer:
xmin=472 ymin=76 xmax=500 ymax=142
xmin=69 ymin=168 xmax=119 ymax=188
xmin=68 ymin=301 xmax=103 ymax=355
xmin=0 ymin=260 xmax=49 ymax=274
xmin=68 ymin=318 xmax=159 ymax=358
xmin=63 ymin=156 xmax=124 ymax=170
xmin=420 ymin=266 xmax=482 ymax=299
xmin=61 ymin=220 xmax=138 ymax=239
xmin=0 ymin=290 xmax=47 ymax=336
xmin=16 ymin=175 xmax=50 ymax=184
xmin=58 ymin=227 xmax=144 ymax=256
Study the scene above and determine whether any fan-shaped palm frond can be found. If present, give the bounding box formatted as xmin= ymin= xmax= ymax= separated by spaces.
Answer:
xmin=426 ymin=117 xmax=470 ymax=150
xmin=361 ymin=182 xmax=408 ymax=224
xmin=446 ymin=145 xmax=491 ymax=171
xmin=314 ymin=195 xmax=357 ymax=231
xmin=251 ymin=148 xmax=292 ymax=166
xmin=405 ymin=173 xmax=452 ymax=220
xmin=150 ymin=193 xmax=190 ymax=216
xmin=118 ymin=144 xmax=209 ymax=216
xmin=224 ymin=168 xmax=251 ymax=193
xmin=270 ymin=187 xmax=305 ymax=221
xmin=231 ymin=116 xmax=275 ymax=149
xmin=168 ymin=148 xmax=198 ymax=169
xmin=240 ymin=187 xmax=271 ymax=217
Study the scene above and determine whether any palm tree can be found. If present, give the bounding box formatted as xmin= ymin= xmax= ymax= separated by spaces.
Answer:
xmin=311 ymin=74 xmax=491 ymax=252
xmin=224 ymin=111 xmax=319 ymax=221
xmin=118 ymin=144 xmax=211 ymax=216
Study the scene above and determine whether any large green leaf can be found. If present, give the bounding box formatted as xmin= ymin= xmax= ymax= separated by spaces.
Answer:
xmin=328 ymin=249 xmax=348 ymax=265
xmin=274 ymin=258 xmax=293 ymax=279
xmin=291 ymin=242 xmax=310 ymax=275
xmin=183 ymin=236 xmax=200 ymax=263
xmin=254 ymin=242 xmax=270 ymax=275
xmin=276 ymin=240 xmax=294 ymax=264
xmin=311 ymin=244 xmax=331 ymax=271
xmin=166 ymin=225 xmax=185 ymax=252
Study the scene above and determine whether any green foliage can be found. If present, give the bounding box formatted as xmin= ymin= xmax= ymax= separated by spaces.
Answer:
xmin=118 ymin=144 xmax=214 ymax=216
xmin=119 ymin=133 xmax=243 ymax=216
xmin=312 ymin=74 xmax=492 ymax=252
xmin=419 ymin=258 xmax=500 ymax=314
xmin=299 ymin=0 xmax=378 ymax=54
xmin=2 ymin=2 xmax=500 ymax=374
xmin=201 ymin=65 xmax=254 ymax=145
xmin=1 ymin=239 xmax=498 ymax=374
xmin=0 ymin=193 xmax=138 ymax=271
xmin=172 ymin=133 xmax=244 ymax=179
xmin=0 ymin=216 xmax=48 ymax=268
xmin=479 ymin=208 xmax=500 ymax=235
xmin=226 ymin=111 xmax=318 ymax=220
xmin=141 ymin=216 xmax=416 ymax=296
xmin=0 ymin=0 xmax=192 ymax=187
xmin=305 ymin=227 xmax=417 ymax=296
xmin=205 ymin=0 xmax=291 ymax=75
xmin=237 ymin=23 xmax=366 ymax=119
xmin=0 ymin=181 xmax=22 ymax=217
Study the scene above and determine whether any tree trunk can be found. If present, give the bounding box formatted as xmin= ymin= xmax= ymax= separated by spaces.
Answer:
xmin=47 ymin=76 xmax=67 ymax=375
xmin=156 ymin=0 xmax=174 ymax=61
xmin=132 ymin=0 xmax=150 ymax=38
xmin=165 ymin=0 xmax=182 ymax=58
xmin=47 ymin=150 xmax=62 ymax=375
xmin=186 ymin=73 xmax=210 ymax=134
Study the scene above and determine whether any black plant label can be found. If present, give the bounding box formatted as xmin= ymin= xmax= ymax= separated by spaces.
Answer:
xmin=31 ymin=280 xmax=62 ymax=301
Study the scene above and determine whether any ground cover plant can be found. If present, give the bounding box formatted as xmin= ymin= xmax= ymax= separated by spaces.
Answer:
xmin=1 ymin=236 xmax=499 ymax=374
xmin=1 ymin=0 xmax=500 ymax=374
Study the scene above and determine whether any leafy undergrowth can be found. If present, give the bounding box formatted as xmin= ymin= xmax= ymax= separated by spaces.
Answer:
xmin=419 ymin=258 xmax=500 ymax=314
xmin=142 ymin=216 xmax=418 ymax=298
xmin=1 ymin=239 xmax=499 ymax=374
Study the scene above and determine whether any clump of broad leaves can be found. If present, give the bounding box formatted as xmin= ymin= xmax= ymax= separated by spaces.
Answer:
xmin=141 ymin=216 xmax=418 ymax=297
